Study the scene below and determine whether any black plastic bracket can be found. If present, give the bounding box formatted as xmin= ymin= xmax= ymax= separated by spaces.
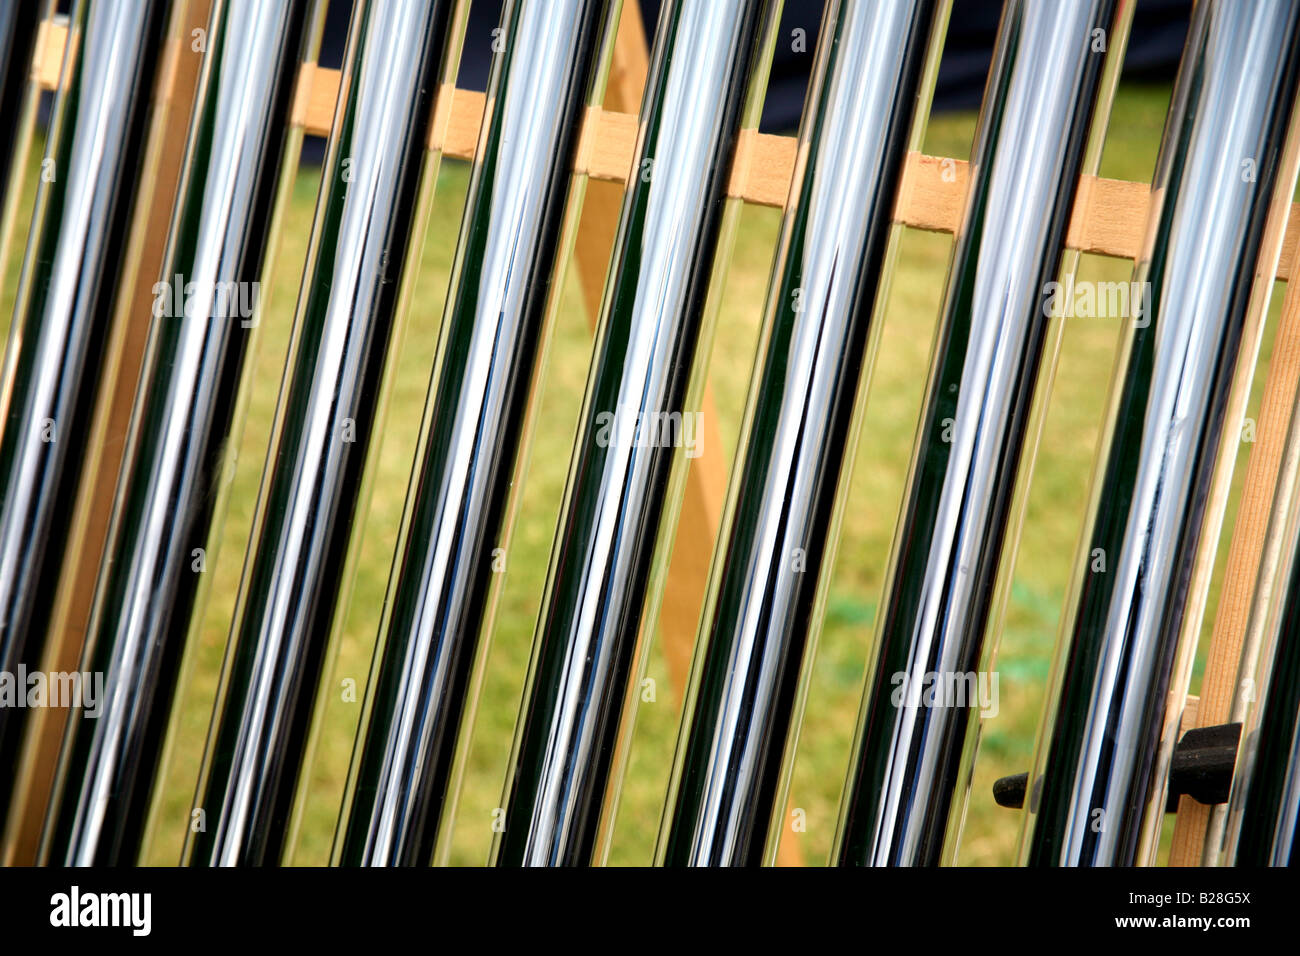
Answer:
xmin=992 ymin=721 xmax=1241 ymax=812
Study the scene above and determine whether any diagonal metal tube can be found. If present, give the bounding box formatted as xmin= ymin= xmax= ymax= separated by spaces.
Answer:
xmin=658 ymin=0 xmax=947 ymax=869
xmin=185 ymin=0 xmax=466 ymax=867
xmin=1021 ymin=0 xmax=1300 ymax=867
xmin=0 ymin=0 xmax=46 ymax=284
xmin=494 ymin=0 xmax=777 ymax=866
xmin=38 ymin=0 xmax=319 ymax=868
xmin=0 ymin=0 xmax=40 ymax=200
xmin=833 ymin=0 xmax=1129 ymax=868
xmin=0 ymin=0 xmax=171 ymax=838
xmin=335 ymin=0 xmax=620 ymax=868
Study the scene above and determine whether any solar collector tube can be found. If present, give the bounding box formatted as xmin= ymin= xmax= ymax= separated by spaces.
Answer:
xmin=335 ymin=0 xmax=619 ymax=868
xmin=494 ymin=0 xmax=777 ymax=867
xmin=0 ymin=0 xmax=171 ymax=837
xmin=657 ymin=0 xmax=946 ymax=868
xmin=832 ymin=0 xmax=1128 ymax=868
xmin=1020 ymin=0 xmax=1300 ymax=867
xmin=185 ymin=0 xmax=466 ymax=868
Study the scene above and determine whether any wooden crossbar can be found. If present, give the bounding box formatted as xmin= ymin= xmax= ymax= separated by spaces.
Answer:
xmin=32 ymin=21 xmax=1300 ymax=275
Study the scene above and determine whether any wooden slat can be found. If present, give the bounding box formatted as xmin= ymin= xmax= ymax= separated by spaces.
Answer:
xmin=576 ymin=106 xmax=639 ymax=183
xmin=290 ymin=61 xmax=335 ymax=129
xmin=727 ymin=129 xmax=799 ymax=206
xmin=1068 ymin=174 xmax=1152 ymax=260
xmin=33 ymin=19 xmax=67 ymax=89
xmin=893 ymin=151 xmax=969 ymax=233
xmin=1281 ymin=215 xmax=1300 ymax=283
xmin=432 ymin=86 xmax=484 ymax=158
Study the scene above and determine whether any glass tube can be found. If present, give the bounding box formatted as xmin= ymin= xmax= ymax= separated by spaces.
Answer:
xmin=0 ymin=0 xmax=171 ymax=839
xmin=1020 ymin=0 xmax=1300 ymax=867
xmin=493 ymin=0 xmax=778 ymax=867
xmin=832 ymin=0 xmax=1129 ymax=868
xmin=334 ymin=0 xmax=621 ymax=868
xmin=658 ymin=0 xmax=947 ymax=869
xmin=184 ymin=0 xmax=467 ymax=868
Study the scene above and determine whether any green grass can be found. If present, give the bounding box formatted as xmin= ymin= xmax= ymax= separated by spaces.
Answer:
xmin=2 ymin=81 xmax=1289 ymax=866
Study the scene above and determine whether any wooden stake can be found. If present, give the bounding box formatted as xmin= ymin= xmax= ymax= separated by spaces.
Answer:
xmin=1168 ymin=237 xmax=1300 ymax=865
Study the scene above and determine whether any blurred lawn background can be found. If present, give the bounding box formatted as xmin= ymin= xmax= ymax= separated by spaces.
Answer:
xmin=1 ymin=79 xmax=1289 ymax=866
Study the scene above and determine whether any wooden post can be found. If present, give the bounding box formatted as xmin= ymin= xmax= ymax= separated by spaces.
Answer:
xmin=1168 ymin=236 xmax=1300 ymax=865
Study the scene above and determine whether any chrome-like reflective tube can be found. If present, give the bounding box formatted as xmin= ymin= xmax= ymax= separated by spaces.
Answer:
xmin=0 ymin=0 xmax=44 ymax=279
xmin=833 ymin=0 xmax=1126 ymax=868
xmin=1021 ymin=0 xmax=1300 ymax=867
xmin=39 ymin=0 xmax=317 ymax=868
xmin=657 ymin=0 xmax=945 ymax=868
xmin=0 ymin=0 xmax=39 ymax=193
xmin=186 ymin=0 xmax=465 ymax=867
xmin=0 ymin=0 xmax=170 ymax=836
xmin=336 ymin=0 xmax=618 ymax=868
xmin=494 ymin=0 xmax=775 ymax=866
